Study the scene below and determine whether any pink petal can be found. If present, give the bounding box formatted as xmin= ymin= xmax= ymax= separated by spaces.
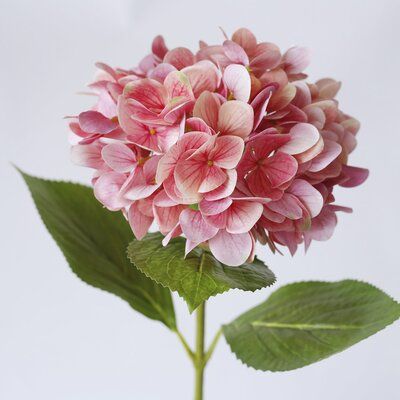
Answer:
xmin=262 ymin=152 xmax=298 ymax=187
xmin=153 ymin=203 xmax=184 ymax=234
xmin=153 ymin=189 xmax=178 ymax=207
xmin=94 ymin=62 xmax=118 ymax=81
xmin=250 ymin=42 xmax=281 ymax=73
xmin=245 ymin=168 xmax=283 ymax=200
xmin=223 ymin=64 xmax=251 ymax=102
xmin=232 ymin=28 xmax=257 ymax=52
xmin=152 ymin=35 xmax=168 ymax=60
xmin=164 ymin=70 xmax=194 ymax=101
xmin=279 ymin=123 xmax=321 ymax=155
xmin=93 ymin=172 xmax=131 ymax=211
xmin=267 ymin=193 xmax=304 ymax=219
xmin=185 ymin=117 xmax=213 ymax=134
xmin=308 ymin=140 xmax=342 ymax=172
xmin=164 ymin=175 xmax=202 ymax=205
xmin=123 ymin=78 xmax=167 ymax=110
xmin=137 ymin=54 xmax=157 ymax=74
xmin=121 ymin=168 xmax=159 ymax=201
xmin=199 ymin=197 xmax=233 ymax=215
xmin=128 ymin=202 xmax=153 ymax=240
xmin=179 ymin=209 xmax=218 ymax=244
xmin=304 ymin=106 xmax=326 ymax=130
xmin=225 ymin=201 xmax=263 ymax=234
xmin=218 ymin=100 xmax=254 ymax=139
xmin=304 ymin=206 xmax=337 ymax=249
xmin=204 ymin=169 xmax=237 ymax=201
xmin=182 ymin=60 xmax=221 ymax=98
xmin=211 ymin=136 xmax=244 ymax=169
xmin=185 ymin=239 xmax=198 ymax=256
xmin=78 ymin=111 xmax=118 ymax=134
xmin=223 ymin=40 xmax=249 ymax=65
xmin=148 ymin=63 xmax=177 ymax=83
xmin=209 ymin=230 xmax=252 ymax=266
xmin=119 ymin=98 xmax=161 ymax=125
xmin=268 ymin=83 xmax=297 ymax=111
xmin=153 ymin=125 xmax=181 ymax=153
xmin=339 ymin=165 xmax=369 ymax=188
xmin=315 ymin=78 xmax=341 ymax=100
xmin=156 ymin=132 xmax=210 ymax=183
xmin=101 ymin=143 xmax=137 ymax=173
xmin=70 ymin=143 xmax=104 ymax=169
xmin=174 ymin=157 xmax=206 ymax=196
xmin=288 ymin=179 xmax=324 ymax=218
xmin=162 ymin=223 xmax=182 ymax=246
xmin=198 ymin=165 xmax=227 ymax=193
xmin=163 ymin=47 xmax=195 ymax=70
xmin=193 ymin=91 xmax=221 ymax=131
xmin=282 ymin=46 xmax=311 ymax=74
xmin=251 ymin=84 xmax=276 ymax=130
xmin=292 ymin=81 xmax=312 ymax=108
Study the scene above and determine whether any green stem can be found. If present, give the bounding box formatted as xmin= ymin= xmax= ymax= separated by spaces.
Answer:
xmin=194 ymin=302 xmax=205 ymax=400
xmin=204 ymin=328 xmax=222 ymax=365
xmin=174 ymin=329 xmax=195 ymax=362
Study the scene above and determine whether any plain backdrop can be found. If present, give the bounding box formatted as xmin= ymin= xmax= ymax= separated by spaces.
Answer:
xmin=1 ymin=0 xmax=399 ymax=399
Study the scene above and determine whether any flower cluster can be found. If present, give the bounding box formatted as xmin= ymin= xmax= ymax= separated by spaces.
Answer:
xmin=69 ymin=28 xmax=368 ymax=266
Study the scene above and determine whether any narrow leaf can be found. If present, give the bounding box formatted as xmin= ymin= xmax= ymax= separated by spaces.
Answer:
xmin=127 ymin=232 xmax=275 ymax=312
xmin=223 ymin=280 xmax=400 ymax=371
xmin=20 ymin=170 xmax=176 ymax=329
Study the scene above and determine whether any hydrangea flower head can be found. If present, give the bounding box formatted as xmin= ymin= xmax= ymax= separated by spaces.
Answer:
xmin=69 ymin=28 xmax=368 ymax=266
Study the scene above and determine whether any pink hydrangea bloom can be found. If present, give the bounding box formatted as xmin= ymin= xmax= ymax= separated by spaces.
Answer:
xmin=68 ymin=28 xmax=368 ymax=266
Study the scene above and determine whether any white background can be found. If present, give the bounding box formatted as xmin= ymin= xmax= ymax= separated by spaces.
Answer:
xmin=1 ymin=0 xmax=399 ymax=399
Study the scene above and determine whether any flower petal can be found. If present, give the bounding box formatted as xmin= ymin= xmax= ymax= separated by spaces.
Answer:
xmin=164 ymin=70 xmax=194 ymax=101
xmin=182 ymin=60 xmax=221 ymax=98
xmin=218 ymin=100 xmax=254 ymax=139
xmin=250 ymin=42 xmax=281 ymax=73
xmin=70 ymin=143 xmax=104 ymax=169
xmin=339 ymin=165 xmax=369 ymax=188
xmin=225 ymin=201 xmax=263 ymax=234
xmin=128 ymin=202 xmax=153 ymax=240
xmin=199 ymin=197 xmax=233 ymax=216
xmin=163 ymin=47 xmax=195 ymax=70
xmin=123 ymin=78 xmax=167 ymax=110
xmin=262 ymin=152 xmax=298 ymax=188
xmin=211 ymin=135 xmax=244 ymax=169
xmin=78 ymin=111 xmax=118 ymax=134
xmin=156 ymin=132 xmax=210 ymax=183
xmin=101 ymin=143 xmax=137 ymax=173
xmin=232 ymin=28 xmax=257 ymax=52
xmin=193 ymin=91 xmax=221 ymax=131
xmin=223 ymin=64 xmax=251 ymax=102
xmin=279 ymin=123 xmax=321 ymax=155
xmin=93 ymin=172 xmax=131 ymax=211
xmin=288 ymin=179 xmax=324 ymax=218
xmin=152 ymin=35 xmax=168 ymax=60
xmin=198 ymin=165 xmax=226 ymax=193
xmin=209 ymin=230 xmax=252 ymax=266
xmin=223 ymin=40 xmax=249 ymax=65
xmin=282 ymin=46 xmax=311 ymax=74
xmin=204 ymin=169 xmax=237 ymax=201
xmin=179 ymin=209 xmax=218 ymax=244
xmin=308 ymin=140 xmax=342 ymax=172
xmin=148 ymin=63 xmax=177 ymax=83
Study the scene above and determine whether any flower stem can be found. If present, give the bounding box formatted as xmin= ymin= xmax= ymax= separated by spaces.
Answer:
xmin=194 ymin=301 xmax=206 ymax=400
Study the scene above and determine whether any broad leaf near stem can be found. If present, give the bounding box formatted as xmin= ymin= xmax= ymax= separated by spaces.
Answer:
xmin=20 ymin=170 xmax=176 ymax=329
xmin=223 ymin=280 xmax=400 ymax=371
xmin=127 ymin=232 xmax=276 ymax=312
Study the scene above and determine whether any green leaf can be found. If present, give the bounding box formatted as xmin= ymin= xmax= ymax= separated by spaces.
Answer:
xmin=20 ymin=170 xmax=176 ymax=329
xmin=127 ymin=232 xmax=276 ymax=312
xmin=223 ymin=280 xmax=400 ymax=371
